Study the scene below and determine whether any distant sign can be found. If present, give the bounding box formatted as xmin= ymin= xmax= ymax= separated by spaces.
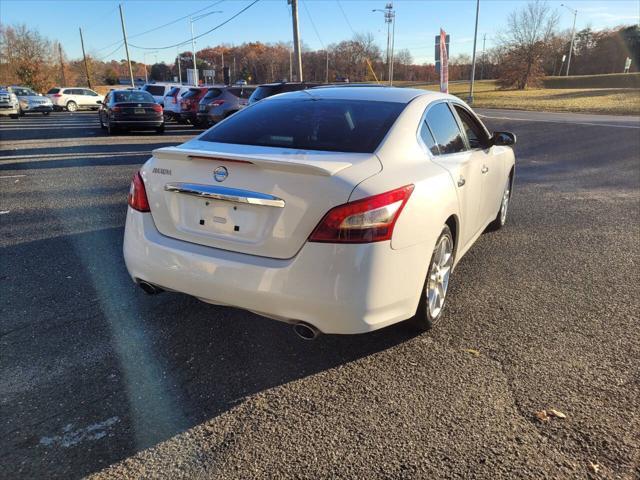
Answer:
xmin=624 ymin=57 xmax=632 ymax=73
xmin=435 ymin=33 xmax=450 ymax=75
xmin=439 ymin=29 xmax=449 ymax=94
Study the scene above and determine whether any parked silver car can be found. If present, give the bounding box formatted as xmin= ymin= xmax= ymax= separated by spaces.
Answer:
xmin=196 ymin=86 xmax=255 ymax=125
xmin=10 ymin=86 xmax=53 ymax=115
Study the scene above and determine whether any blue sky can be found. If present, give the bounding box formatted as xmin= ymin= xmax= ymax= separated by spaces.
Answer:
xmin=2 ymin=0 xmax=638 ymax=64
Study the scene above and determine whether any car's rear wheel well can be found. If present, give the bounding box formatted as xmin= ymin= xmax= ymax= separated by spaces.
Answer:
xmin=445 ymin=215 xmax=459 ymax=258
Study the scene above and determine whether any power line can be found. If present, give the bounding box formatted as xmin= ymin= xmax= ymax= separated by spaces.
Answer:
xmin=129 ymin=0 xmax=262 ymax=51
xmin=301 ymin=0 xmax=324 ymax=49
xmin=335 ymin=0 xmax=356 ymax=36
xmin=96 ymin=42 xmax=124 ymax=62
xmin=90 ymin=1 xmax=225 ymax=55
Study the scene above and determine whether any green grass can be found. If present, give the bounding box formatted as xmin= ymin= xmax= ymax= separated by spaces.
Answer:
xmin=416 ymin=80 xmax=640 ymax=115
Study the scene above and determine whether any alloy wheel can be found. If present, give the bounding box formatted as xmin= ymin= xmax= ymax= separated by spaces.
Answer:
xmin=426 ymin=234 xmax=453 ymax=319
xmin=500 ymin=181 xmax=511 ymax=225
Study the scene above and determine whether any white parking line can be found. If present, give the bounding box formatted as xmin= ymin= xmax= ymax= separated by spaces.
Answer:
xmin=0 ymin=174 xmax=26 ymax=179
xmin=478 ymin=114 xmax=640 ymax=129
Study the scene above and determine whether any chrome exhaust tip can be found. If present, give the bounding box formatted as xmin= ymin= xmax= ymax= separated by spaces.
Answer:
xmin=138 ymin=281 xmax=163 ymax=295
xmin=293 ymin=322 xmax=319 ymax=341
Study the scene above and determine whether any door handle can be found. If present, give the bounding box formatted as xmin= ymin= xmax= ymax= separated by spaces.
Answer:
xmin=481 ymin=165 xmax=489 ymax=174
xmin=457 ymin=176 xmax=466 ymax=187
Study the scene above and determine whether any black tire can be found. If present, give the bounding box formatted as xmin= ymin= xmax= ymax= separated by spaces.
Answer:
xmin=10 ymin=114 xmax=19 ymax=119
xmin=106 ymin=118 xmax=118 ymax=135
xmin=410 ymin=225 xmax=454 ymax=331
xmin=66 ymin=101 xmax=78 ymax=112
xmin=42 ymin=111 xmax=50 ymax=116
xmin=487 ymin=177 xmax=512 ymax=231
xmin=99 ymin=112 xmax=105 ymax=129
xmin=18 ymin=108 xmax=25 ymax=117
xmin=155 ymin=125 xmax=165 ymax=134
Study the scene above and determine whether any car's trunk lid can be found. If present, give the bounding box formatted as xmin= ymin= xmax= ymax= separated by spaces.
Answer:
xmin=141 ymin=140 xmax=382 ymax=259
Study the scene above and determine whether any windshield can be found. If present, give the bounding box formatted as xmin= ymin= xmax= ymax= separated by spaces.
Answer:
xmin=201 ymin=98 xmax=405 ymax=154
xmin=113 ymin=91 xmax=155 ymax=103
xmin=13 ymin=87 xmax=37 ymax=96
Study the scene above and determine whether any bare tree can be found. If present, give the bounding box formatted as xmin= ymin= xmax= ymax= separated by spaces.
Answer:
xmin=498 ymin=0 xmax=559 ymax=89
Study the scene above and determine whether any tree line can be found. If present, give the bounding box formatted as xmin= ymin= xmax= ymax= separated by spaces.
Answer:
xmin=1 ymin=0 xmax=637 ymax=93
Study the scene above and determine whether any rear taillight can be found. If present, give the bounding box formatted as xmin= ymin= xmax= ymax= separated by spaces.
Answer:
xmin=111 ymin=106 xmax=122 ymax=113
xmin=53 ymin=93 xmax=62 ymax=98
xmin=128 ymin=172 xmax=150 ymax=212
xmin=309 ymin=185 xmax=414 ymax=243
xmin=211 ymin=99 xmax=225 ymax=107
xmin=152 ymin=104 xmax=162 ymax=112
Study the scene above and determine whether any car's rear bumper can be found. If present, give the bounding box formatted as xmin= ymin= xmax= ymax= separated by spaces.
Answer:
xmin=111 ymin=119 xmax=163 ymax=128
xmin=123 ymin=209 xmax=427 ymax=334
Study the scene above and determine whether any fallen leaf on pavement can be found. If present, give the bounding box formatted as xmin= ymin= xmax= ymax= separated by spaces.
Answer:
xmin=462 ymin=348 xmax=480 ymax=357
xmin=547 ymin=408 xmax=566 ymax=419
xmin=588 ymin=461 xmax=600 ymax=474
xmin=535 ymin=410 xmax=550 ymax=422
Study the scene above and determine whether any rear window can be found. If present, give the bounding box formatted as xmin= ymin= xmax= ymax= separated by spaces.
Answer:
xmin=182 ymin=88 xmax=202 ymax=99
xmin=201 ymin=98 xmax=405 ymax=154
xmin=47 ymin=88 xmax=60 ymax=94
xmin=143 ymin=85 xmax=166 ymax=96
xmin=203 ymin=88 xmax=223 ymax=100
xmin=113 ymin=91 xmax=155 ymax=103
xmin=249 ymin=85 xmax=281 ymax=103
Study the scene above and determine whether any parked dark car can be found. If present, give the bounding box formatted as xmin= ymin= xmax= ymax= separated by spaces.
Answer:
xmin=197 ymin=86 xmax=256 ymax=126
xmin=248 ymin=82 xmax=323 ymax=105
xmin=98 ymin=90 xmax=164 ymax=135
xmin=178 ymin=87 xmax=209 ymax=126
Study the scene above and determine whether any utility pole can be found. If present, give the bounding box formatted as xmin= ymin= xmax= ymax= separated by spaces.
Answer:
xmin=233 ymin=57 xmax=236 ymax=83
xmin=289 ymin=0 xmax=303 ymax=82
xmin=373 ymin=3 xmax=395 ymax=85
xmin=119 ymin=4 xmax=135 ymax=88
xmin=177 ymin=54 xmax=182 ymax=83
xmin=221 ymin=51 xmax=224 ymax=83
xmin=78 ymin=28 xmax=93 ymax=89
xmin=58 ymin=43 xmax=66 ymax=86
xmin=289 ymin=49 xmax=293 ymax=81
xmin=190 ymin=17 xmax=198 ymax=85
xmin=325 ymin=50 xmax=329 ymax=84
xmin=467 ymin=0 xmax=480 ymax=104
xmin=480 ymin=33 xmax=487 ymax=80
xmin=561 ymin=4 xmax=577 ymax=76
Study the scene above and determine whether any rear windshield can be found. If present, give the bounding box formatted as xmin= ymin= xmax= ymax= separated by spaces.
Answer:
xmin=201 ymin=98 xmax=405 ymax=154
xmin=142 ymin=85 xmax=166 ymax=96
xmin=182 ymin=88 xmax=202 ymax=99
xmin=203 ymin=88 xmax=223 ymax=100
xmin=249 ymin=85 xmax=280 ymax=103
xmin=113 ymin=91 xmax=155 ymax=103
xmin=47 ymin=88 xmax=60 ymax=94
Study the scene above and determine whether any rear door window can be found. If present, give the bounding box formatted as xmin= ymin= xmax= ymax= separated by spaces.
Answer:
xmin=425 ymin=102 xmax=467 ymax=155
xmin=418 ymin=121 xmax=440 ymax=156
xmin=202 ymin=98 xmax=405 ymax=154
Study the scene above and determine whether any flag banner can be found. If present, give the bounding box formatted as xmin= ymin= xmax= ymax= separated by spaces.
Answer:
xmin=439 ymin=29 xmax=449 ymax=93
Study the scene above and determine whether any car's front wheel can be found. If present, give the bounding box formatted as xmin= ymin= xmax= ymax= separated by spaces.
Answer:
xmin=411 ymin=225 xmax=454 ymax=331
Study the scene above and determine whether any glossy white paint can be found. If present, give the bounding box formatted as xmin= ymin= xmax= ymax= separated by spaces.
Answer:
xmin=123 ymin=86 xmax=515 ymax=334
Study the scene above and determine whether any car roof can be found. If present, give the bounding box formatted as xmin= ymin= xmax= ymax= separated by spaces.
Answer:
xmin=276 ymin=85 xmax=450 ymax=104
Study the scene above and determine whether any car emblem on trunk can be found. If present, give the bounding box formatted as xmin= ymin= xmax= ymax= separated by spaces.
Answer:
xmin=214 ymin=166 xmax=228 ymax=182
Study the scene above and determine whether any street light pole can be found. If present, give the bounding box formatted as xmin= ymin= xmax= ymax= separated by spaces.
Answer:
xmin=468 ymin=0 xmax=480 ymax=104
xmin=373 ymin=3 xmax=395 ymax=85
xmin=189 ymin=10 xmax=223 ymax=86
xmin=561 ymin=4 xmax=578 ymax=76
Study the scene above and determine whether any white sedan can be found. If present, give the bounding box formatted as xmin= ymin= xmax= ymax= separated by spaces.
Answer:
xmin=123 ymin=86 xmax=515 ymax=338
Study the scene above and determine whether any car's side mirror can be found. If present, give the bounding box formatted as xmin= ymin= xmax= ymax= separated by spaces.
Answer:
xmin=491 ymin=131 xmax=516 ymax=147
xmin=96 ymin=100 xmax=102 ymax=104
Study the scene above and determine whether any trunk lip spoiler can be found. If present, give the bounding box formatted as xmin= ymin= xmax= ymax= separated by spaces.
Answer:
xmin=164 ymin=182 xmax=286 ymax=208
xmin=152 ymin=146 xmax=354 ymax=177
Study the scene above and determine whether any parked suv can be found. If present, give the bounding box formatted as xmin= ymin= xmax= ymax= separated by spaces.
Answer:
xmin=10 ymin=86 xmax=53 ymax=115
xmin=163 ymin=86 xmax=191 ymax=121
xmin=0 ymin=88 xmax=20 ymax=118
xmin=178 ymin=87 xmax=209 ymax=125
xmin=197 ymin=86 xmax=255 ymax=126
xmin=47 ymin=87 xmax=104 ymax=112
xmin=248 ymin=82 xmax=322 ymax=105
xmin=141 ymin=83 xmax=180 ymax=104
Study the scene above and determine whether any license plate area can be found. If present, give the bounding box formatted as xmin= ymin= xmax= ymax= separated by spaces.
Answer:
xmin=170 ymin=195 xmax=273 ymax=244
xmin=134 ymin=108 xmax=145 ymax=114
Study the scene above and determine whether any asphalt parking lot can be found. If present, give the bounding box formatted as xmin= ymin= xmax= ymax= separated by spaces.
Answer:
xmin=1 ymin=109 xmax=639 ymax=479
